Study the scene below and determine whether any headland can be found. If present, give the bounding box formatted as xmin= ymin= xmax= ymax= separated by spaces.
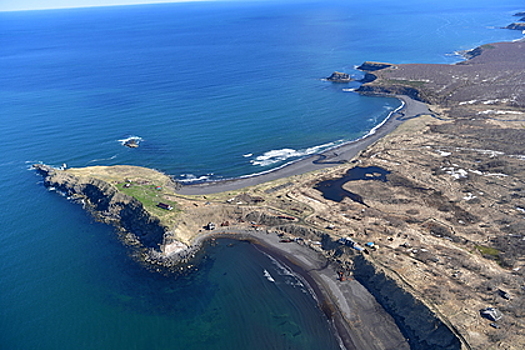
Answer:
xmin=35 ymin=36 xmax=525 ymax=349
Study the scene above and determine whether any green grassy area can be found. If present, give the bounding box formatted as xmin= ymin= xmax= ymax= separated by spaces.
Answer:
xmin=65 ymin=165 xmax=183 ymax=228
xmin=118 ymin=183 xmax=180 ymax=224
xmin=480 ymin=44 xmax=496 ymax=50
xmin=475 ymin=245 xmax=501 ymax=264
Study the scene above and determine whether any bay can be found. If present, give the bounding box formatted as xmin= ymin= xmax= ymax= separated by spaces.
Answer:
xmin=0 ymin=1 xmax=523 ymax=349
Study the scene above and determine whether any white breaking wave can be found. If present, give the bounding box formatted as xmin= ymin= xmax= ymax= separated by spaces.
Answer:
xmin=250 ymin=100 xmax=403 ymax=168
xmin=251 ymin=141 xmax=339 ymax=167
xmin=263 ymin=269 xmax=275 ymax=283
xmin=88 ymin=154 xmax=117 ymax=163
xmin=117 ymin=135 xmax=143 ymax=146
xmin=265 ymin=252 xmax=307 ymax=289
xmin=177 ymin=174 xmax=212 ymax=183
xmin=257 ymin=248 xmax=318 ymax=300
xmin=180 ymin=101 xmax=402 ymax=184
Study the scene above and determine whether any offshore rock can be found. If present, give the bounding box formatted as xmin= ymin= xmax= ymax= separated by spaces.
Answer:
xmin=123 ymin=138 xmax=139 ymax=148
xmin=326 ymin=71 xmax=352 ymax=82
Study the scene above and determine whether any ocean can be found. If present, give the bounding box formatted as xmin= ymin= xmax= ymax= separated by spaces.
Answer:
xmin=0 ymin=1 xmax=523 ymax=349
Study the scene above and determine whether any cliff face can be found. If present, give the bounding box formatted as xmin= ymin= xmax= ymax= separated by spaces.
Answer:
xmin=356 ymin=41 xmax=525 ymax=107
xmin=356 ymin=84 xmax=429 ymax=103
xmin=352 ymin=255 xmax=465 ymax=350
xmin=242 ymin=208 xmax=465 ymax=349
xmin=505 ymin=22 xmax=525 ymax=30
xmin=357 ymin=61 xmax=394 ymax=72
xmin=34 ymin=164 xmax=167 ymax=250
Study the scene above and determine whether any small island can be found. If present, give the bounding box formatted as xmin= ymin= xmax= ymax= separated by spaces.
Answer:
xmin=35 ymin=37 xmax=525 ymax=350
xmin=325 ymin=71 xmax=352 ymax=82
xmin=124 ymin=138 xmax=140 ymax=148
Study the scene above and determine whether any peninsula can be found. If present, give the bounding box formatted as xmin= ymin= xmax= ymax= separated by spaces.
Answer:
xmin=35 ymin=38 xmax=525 ymax=350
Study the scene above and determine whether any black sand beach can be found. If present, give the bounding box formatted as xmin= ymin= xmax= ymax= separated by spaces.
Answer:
xmin=173 ymin=96 xmax=433 ymax=349
xmin=206 ymin=230 xmax=410 ymax=350
xmin=177 ymin=96 xmax=433 ymax=196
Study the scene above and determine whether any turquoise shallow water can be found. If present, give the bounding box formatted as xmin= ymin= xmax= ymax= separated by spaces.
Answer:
xmin=0 ymin=1 xmax=523 ymax=349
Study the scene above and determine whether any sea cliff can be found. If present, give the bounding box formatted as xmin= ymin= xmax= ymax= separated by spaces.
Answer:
xmin=33 ymin=37 xmax=525 ymax=350
xmin=33 ymin=164 xmax=187 ymax=263
xmin=352 ymin=255 xmax=464 ymax=350
xmin=355 ymin=41 xmax=525 ymax=108
xmin=34 ymin=163 xmax=468 ymax=350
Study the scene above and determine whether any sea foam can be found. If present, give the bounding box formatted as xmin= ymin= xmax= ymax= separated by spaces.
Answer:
xmin=251 ymin=141 xmax=340 ymax=167
xmin=117 ymin=136 xmax=143 ymax=146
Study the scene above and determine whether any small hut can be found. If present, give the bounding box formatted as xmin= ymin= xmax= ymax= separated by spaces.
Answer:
xmin=480 ymin=308 xmax=503 ymax=322
xmin=157 ymin=202 xmax=173 ymax=211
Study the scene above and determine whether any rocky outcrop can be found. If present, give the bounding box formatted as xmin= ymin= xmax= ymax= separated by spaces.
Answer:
xmin=354 ymin=61 xmax=432 ymax=102
xmin=357 ymin=72 xmax=378 ymax=84
xmin=34 ymin=164 xmax=167 ymax=251
xmin=326 ymin=71 xmax=352 ymax=82
xmin=352 ymin=255 xmax=466 ymax=350
xmin=357 ymin=61 xmax=394 ymax=72
xmin=459 ymin=46 xmax=485 ymax=60
xmin=505 ymin=22 xmax=525 ymax=30
xmin=355 ymin=41 xmax=525 ymax=107
xmin=123 ymin=139 xmax=139 ymax=148
xmin=356 ymin=84 xmax=430 ymax=103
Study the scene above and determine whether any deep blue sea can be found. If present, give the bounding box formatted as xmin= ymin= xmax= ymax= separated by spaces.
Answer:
xmin=1 ymin=1 xmax=523 ymax=349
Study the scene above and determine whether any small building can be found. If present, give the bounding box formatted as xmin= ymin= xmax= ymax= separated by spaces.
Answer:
xmin=339 ymin=237 xmax=355 ymax=246
xmin=480 ymin=307 xmax=503 ymax=322
xmin=339 ymin=237 xmax=364 ymax=252
xmin=205 ymin=222 xmax=216 ymax=230
xmin=157 ymin=202 xmax=173 ymax=211
xmin=498 ymin=289 xmax=511 ymax=300
xmin=352 ymin=244 xmax=364 ymax=252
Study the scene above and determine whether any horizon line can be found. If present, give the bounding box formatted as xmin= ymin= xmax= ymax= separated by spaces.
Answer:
xmin=0 ymin=0 xmax=217 ymax=13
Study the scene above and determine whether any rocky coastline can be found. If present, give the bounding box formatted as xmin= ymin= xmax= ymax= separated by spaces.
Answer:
xmin=34 ymin=163 xmax=466 ymax=350
xmin=33 ymin=164 xmax=187 ymax=265
xmin=34 ymin=28 xmax=525 ymax=350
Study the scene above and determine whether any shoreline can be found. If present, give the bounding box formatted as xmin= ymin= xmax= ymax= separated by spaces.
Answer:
xmin=32 ymin=94 xmax=463 ymax=350
xmin=193 ymin=229 xmax=410 ymax=350
xmin=31 ymin=93 xmax=453 ymax=350
xmin=176 ymin=95 xmax=434 ymax=196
